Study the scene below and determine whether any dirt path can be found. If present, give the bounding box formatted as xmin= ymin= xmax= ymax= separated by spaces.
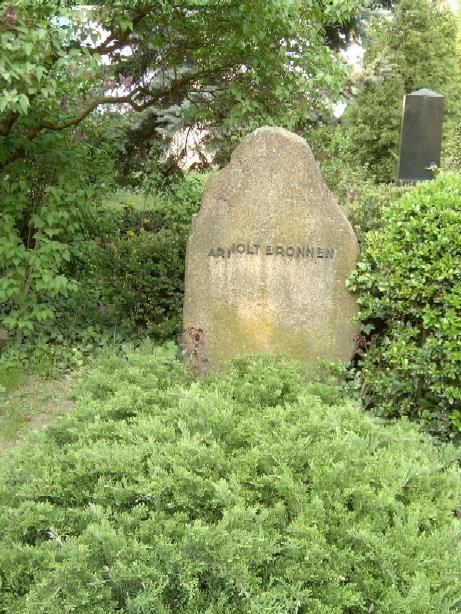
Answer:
xmin=0 ymin=375 xmax=78 ymax=453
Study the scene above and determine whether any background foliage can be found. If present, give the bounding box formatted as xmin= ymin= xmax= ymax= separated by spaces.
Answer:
xmin=0 ymin=0 xmax=371 ymax=364
xmin=98 ymin=229 xmax=187 ymax=342
xmin=342 ymin=182 xmax=414 ymax=244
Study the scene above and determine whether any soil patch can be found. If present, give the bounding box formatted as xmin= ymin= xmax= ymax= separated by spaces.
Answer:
xmin=0 ymin=375 xmax=78 ymax=453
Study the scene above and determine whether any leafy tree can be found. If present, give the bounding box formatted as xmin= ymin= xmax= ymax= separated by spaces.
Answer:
xmin=107 ymin=0 xmax=376 ymax=174
xmin=0 ymin=1 xmax=371 ymax=342
xmin=1 ymin=1 xmax=372 ymax=172
xmin=340 ymin=0 xmax=461 ymax=183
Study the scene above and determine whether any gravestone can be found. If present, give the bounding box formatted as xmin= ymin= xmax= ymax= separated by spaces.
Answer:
xmin=396 ymin=88 xmax=444 ymax=185
xmin=183 ymin=127 xmax=360 ymax=366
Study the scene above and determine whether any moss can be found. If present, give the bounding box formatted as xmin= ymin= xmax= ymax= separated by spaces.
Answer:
xmin=209 ymin=306 xmax=329 ymax=366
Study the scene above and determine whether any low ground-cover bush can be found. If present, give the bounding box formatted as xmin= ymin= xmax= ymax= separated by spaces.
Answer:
xmin=347 ymin=171 xmax=461 ymax=442
xmin=1 ymin=348 xmax=461 ymax=612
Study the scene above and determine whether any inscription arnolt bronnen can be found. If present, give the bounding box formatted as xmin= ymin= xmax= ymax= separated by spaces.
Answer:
xmin=208 ymin=243 xmax=335 ymax=259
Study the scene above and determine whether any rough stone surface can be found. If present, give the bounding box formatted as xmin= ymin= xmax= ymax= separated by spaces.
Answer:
xmin=183 ymin=127 xmax=360 ymax=366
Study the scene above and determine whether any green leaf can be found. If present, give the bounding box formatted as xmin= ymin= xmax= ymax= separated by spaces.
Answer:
xmin=18 ymin=94 xmax=29 ymax=114
xmin=24 ymin=42 xmax=34 ymax=56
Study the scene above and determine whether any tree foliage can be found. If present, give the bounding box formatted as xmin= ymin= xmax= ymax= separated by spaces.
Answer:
xmin=0 ymin=1 xmax=370 ymax=171
xmin=108 ymin=0 xmax=373 ymax=170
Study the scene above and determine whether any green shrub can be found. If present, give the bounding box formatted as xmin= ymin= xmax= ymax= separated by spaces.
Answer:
xmin=120 ymin=175 xmax=203 ymax=235
xmin=0 ymin=203 xmax=122 ymax=373
xmin=347 ymin=171 xmax=461 ymax=441
xmin=445 ymin=124 xmax=461 ymax=173
xmin=1 ymin=349 xmax=461 ymax=612
xmin=98 ymin=229 xmax=187 ymax=342
xmin=0 ymin=115 xmax=116 ymax=340
xmin=344 ymin=182 xmax=415 ymax=245
xmin=89 ymin=173 xmax=204 ymax=346
xmin=309 ymin=124 xmax=374 ymax=209
xmin=308 ymin=126 xmax=414 ymax=245
xmin=111 ymin=173 xmax=206 ymax=238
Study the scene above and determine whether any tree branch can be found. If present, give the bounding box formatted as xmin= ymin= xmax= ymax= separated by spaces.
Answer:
xmin=1 ymin=92 xmax=39 ymax=138
xmin=0 ymin=94 xmax=133 ymax=169
xmin=0 ymin=111 xmax=19 ymax=137
xmin=0 ymin=9 xmax=151 ymax=144
xmin=92 ymin=7 xmax=153 ymax=56
xmin=0 ymin=63 xmax=232 ymax=169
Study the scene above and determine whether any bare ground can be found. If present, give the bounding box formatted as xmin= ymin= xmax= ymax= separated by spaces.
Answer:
xmin=0 ymin=375 xmax=78 ymax=453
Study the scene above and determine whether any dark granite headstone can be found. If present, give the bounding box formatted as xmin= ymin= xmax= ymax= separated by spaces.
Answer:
xmin=396 ymin=88 xmax=444 ymax=185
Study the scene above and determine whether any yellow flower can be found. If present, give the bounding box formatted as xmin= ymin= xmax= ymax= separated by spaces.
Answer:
xmin=143 ymin=218 xmax=150 ymax=224
xmin=5 ymin=400 xmax=10 ymax=405
xmin=125 ymin=200 xmax=135 ymax=207
xmin=167 ymin=210 xmax=171 ymax=214
xmin=127 ymin=230 xmax=135 ymax=237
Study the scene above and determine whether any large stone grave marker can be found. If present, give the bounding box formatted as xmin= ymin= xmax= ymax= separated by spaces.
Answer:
xmin=183 ymin=127 xmax=360 ymax=366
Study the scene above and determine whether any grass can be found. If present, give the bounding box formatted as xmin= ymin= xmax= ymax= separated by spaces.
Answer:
xmin=0 ymin=364 xmax=76 ymax=450
xmin=0 ymin=363 xmax=24 ymax=391
xmin=101 ymin=187 xmax=165 ymax=211
xmin=100 ymin=172 xmax=212 ymax=211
